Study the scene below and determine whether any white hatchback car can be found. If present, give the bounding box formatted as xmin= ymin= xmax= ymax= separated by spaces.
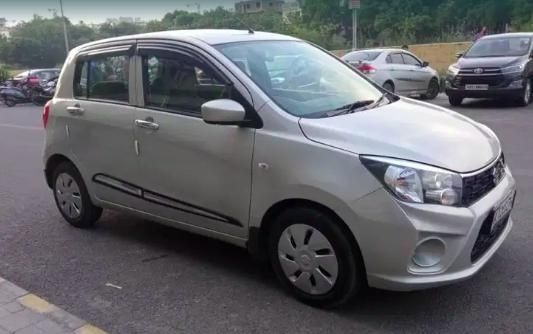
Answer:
xmin=44 ymin=30 xmax=515 ymax=308
xmin=342 ymin=48 xmax=440 ymax=99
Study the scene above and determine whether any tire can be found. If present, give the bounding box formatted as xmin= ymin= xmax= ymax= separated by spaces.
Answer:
xmin=52 ymin=162 xmax=102 ymax=228
xmin=268 ymin=207 xmax=364 ymax=308
xmin=383 ymin=81 xmax=395 ymax=93
xmin=517 ymin=78 xmax=531 ymax=107
xmin=448 ymin=95 xmax=463 ymax=106
xmin=4 ymin=97 xmax=16 ymax=107
xmin=422 ymin=78 xmax=440 ymax=100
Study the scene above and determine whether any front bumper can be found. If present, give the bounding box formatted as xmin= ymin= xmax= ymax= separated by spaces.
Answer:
xmin=445 ymin=74 xmax=525 ymax=98
xmin=351 ymin=167 xmax=515 ymax=291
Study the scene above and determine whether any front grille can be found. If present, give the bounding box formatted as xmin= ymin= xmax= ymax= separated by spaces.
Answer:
xmin=462 ymin=155 xmax=505 ymax=206
xmin=471 ymin=213 xmax=509 ymax=263
xmin=454 ymin=67 xmax=505 ymax=87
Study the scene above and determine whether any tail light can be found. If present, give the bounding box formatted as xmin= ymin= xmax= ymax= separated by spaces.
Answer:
xmin=28 ymin=76 xmax=40 ymax=84
xmin=43 ymin=101 xmax=51 ymax=128
xmin=357 ymin=63 xmax=377 ymax=74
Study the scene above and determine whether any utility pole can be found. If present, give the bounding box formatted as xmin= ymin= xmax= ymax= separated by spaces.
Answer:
xmin=58 ymin=0 xmax=70 ymax=55
xmin=349 ymin=0 xmax=361 ymax=50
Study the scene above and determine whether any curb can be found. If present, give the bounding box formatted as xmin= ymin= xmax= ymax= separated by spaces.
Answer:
xmin=0 ymin=277 xmax=107 ymax=334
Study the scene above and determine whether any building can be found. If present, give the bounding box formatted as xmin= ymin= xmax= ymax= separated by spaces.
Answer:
xmin=105 ymin=17 xmax=146 ymax=26
xmin=282 ymin=2 xmax=301 ymax=19
xmin=235 ymin=0 xmax=284 ymax=14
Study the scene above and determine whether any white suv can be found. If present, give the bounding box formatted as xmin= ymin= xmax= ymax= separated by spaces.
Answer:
xmin=44 ymin=30 xmax=516 ymax=308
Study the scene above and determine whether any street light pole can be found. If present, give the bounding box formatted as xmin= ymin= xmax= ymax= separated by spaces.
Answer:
xmin=352 ymin=8 xmax=357 ymax=50
xmin=58 ymin=0 xmax=70 ymax=54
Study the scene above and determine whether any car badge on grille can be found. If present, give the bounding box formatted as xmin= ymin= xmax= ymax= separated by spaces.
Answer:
xmin=492 ymin=160 xmax=505 ymax=184
xmin=474 ymin=68 xmax=484 ymax=74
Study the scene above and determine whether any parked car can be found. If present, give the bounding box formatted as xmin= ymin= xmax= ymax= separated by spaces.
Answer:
xmin=342 ymin=48 xmax=440 ymax=99
xmin=44 ymin=30 xmax=515 ymax=308
xmin=12 ymin=68 xmax=61 ymax=88
xmin=446 ymin=33 xmax=533 ymax=106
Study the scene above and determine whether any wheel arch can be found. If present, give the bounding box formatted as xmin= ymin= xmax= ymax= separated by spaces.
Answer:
xmin=248 ymin=198 xmax=365 ymax=273
xmin=45 ymin=154 xmax=73 ymax=188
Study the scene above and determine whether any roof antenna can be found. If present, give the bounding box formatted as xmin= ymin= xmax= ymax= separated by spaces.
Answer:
xmin=248 ymin=27 xmax=255 ymax=34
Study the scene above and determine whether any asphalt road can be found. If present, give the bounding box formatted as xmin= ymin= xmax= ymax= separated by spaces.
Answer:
xmin=0 ymin=96 xmax=532 ymax=334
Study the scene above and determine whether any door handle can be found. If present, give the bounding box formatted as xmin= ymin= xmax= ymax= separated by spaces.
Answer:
xmin=66 ymin=105 xmax=84 ymax=115
xmin=135 ymin=119 xmax=159 ymax=130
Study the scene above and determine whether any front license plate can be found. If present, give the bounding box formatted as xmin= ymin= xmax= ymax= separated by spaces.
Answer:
xmin=491 ymin=190 xmax=515 ymax=234
xmin=465 ymin=84 xmax=489 ymax=90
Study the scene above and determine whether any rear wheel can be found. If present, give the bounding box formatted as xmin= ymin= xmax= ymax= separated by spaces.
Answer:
xmin=383 ymin=81 xmax=395 ymax=93
xmin=422 ymin=78 xmax=440 ymax=100
xmin=52 ymin=162 xmax=102 ymax=228
xmin=448 ymin=95 xmax=463 ymax=106
xmin=268 ymin=207 xmax=364 ymax=308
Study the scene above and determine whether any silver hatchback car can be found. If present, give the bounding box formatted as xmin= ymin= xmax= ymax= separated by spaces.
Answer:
xmin=342 ymin=48 xmax=440 ymax=99
xmin=44 ymin=30 xmax=516 ymax=308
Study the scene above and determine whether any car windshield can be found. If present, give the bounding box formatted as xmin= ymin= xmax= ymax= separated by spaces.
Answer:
xmin=216 ymin=40 xmax=385 ymax=118
xmin=343 ymin=51 xmax=382 ymax=62
xmin=465 ymin=37 xmax=532 ymax=58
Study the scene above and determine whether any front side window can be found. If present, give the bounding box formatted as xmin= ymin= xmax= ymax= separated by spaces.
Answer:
xmin=142 ymin=53 xmax=227 ymax=115
xmin=465 ymin=37 xmax=532 ymax=58
xmin=217 ymin=41 xmax=384 ymax=118
xmin=390 ymin=53 xmax=404 ymax=64
xmin=402 ymin=53 xmax=421 ymax=66
xmin=73 ymin=54 xmax=129 ymax=102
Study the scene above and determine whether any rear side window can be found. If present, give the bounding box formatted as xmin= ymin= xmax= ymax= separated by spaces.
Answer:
xmin=73 ymin=54 xmax=129 ymax=102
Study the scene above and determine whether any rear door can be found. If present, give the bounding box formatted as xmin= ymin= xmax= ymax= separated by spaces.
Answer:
xmin=64 ymin=45 xmax=140 ymax=205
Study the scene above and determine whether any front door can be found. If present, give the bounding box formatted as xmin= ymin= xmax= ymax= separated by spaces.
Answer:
xmin=132 ymin=48 xmax=255 ymax=238
xmin=401 ymin=52 xmax=430 ymax=93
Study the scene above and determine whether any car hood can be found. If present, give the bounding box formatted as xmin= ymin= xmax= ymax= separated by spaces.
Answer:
xmin=299 ymin=98 xmax=500 ymax=173
xmin=457 ymin=56 xmax=525 ymax=68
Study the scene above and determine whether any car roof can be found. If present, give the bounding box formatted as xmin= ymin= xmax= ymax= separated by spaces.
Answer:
xmin=76 ymin=29 xmax=298 ymax=51
xmin=344 ymin=48 xmax=406 ymax=55
xmin=481 ymin=33 xmax=533 ymax=40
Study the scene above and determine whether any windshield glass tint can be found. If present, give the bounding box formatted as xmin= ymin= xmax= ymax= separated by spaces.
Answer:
xmin=465 ymin=37 xmax=532 ymax=57
xmin=216 ymin=41 xmax=383 ymax=118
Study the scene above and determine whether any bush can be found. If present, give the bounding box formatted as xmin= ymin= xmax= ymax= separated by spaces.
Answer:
xmin=0 ymin=66 xmax=10 ymax=82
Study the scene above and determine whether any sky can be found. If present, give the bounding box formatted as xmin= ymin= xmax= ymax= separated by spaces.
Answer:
xmin=0 ymin=0 xmax=237 ymax=24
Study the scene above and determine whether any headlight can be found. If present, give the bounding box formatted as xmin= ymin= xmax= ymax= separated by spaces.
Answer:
xmin=501 ymin=63 xmax=526 ymax=74
xmin=447 ymin=64 xmax=460 ymax=76
xmin=361 ymin=156 xmax=463 ymax=206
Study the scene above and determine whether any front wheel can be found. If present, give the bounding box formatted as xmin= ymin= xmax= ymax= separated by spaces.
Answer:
xmin=4 ymin=97 xmax=16 ymax=107
xmin=422 ymin=78 xmax=440 ymax=100
xmin=268 ymin=207 xmax=364 ymax=308
xmin=448 ymin=95 xmax=463 ymax=106
xmin=517 ymin=79 xmax=531 ymax=106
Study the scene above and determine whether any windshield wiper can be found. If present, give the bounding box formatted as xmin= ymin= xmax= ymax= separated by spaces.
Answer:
xmin=323 ymin=99 xmax=376 ymax=117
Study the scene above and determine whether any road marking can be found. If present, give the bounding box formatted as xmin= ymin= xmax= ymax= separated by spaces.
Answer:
xmin=18 ymin=294 xmax=57 ymax=313
xmin=0 ymin=123 xmax=42 ymax=131
xmin=75 ymin=324 xmax=108 ymax=334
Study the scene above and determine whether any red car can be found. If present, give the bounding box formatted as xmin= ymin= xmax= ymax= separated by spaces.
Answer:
xmin=12 ymin=69 xmax=61 ymax=88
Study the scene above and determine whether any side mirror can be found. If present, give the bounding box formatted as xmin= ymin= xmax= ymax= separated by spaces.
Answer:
xmin=201 ymin=99 xmax=246 ymax=126
xmin=422 ymin=61 xmax=429 ymax=67
xmin=456 ymin=52 xmax=464 ymax=59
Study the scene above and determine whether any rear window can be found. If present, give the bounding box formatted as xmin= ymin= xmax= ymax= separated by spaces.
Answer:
xmin=74 ymin=55 xmax=129 ymax=102
xmin=343 ymin=51 xmax=381 ymax=62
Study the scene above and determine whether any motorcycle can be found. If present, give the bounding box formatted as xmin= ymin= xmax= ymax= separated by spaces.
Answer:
xmin=31 ymin=77 xmax=57 ymax=106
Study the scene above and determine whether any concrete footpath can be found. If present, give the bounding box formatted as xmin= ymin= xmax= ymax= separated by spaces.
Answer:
xmin=0 ymin=277 xmax=106 ymax=334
